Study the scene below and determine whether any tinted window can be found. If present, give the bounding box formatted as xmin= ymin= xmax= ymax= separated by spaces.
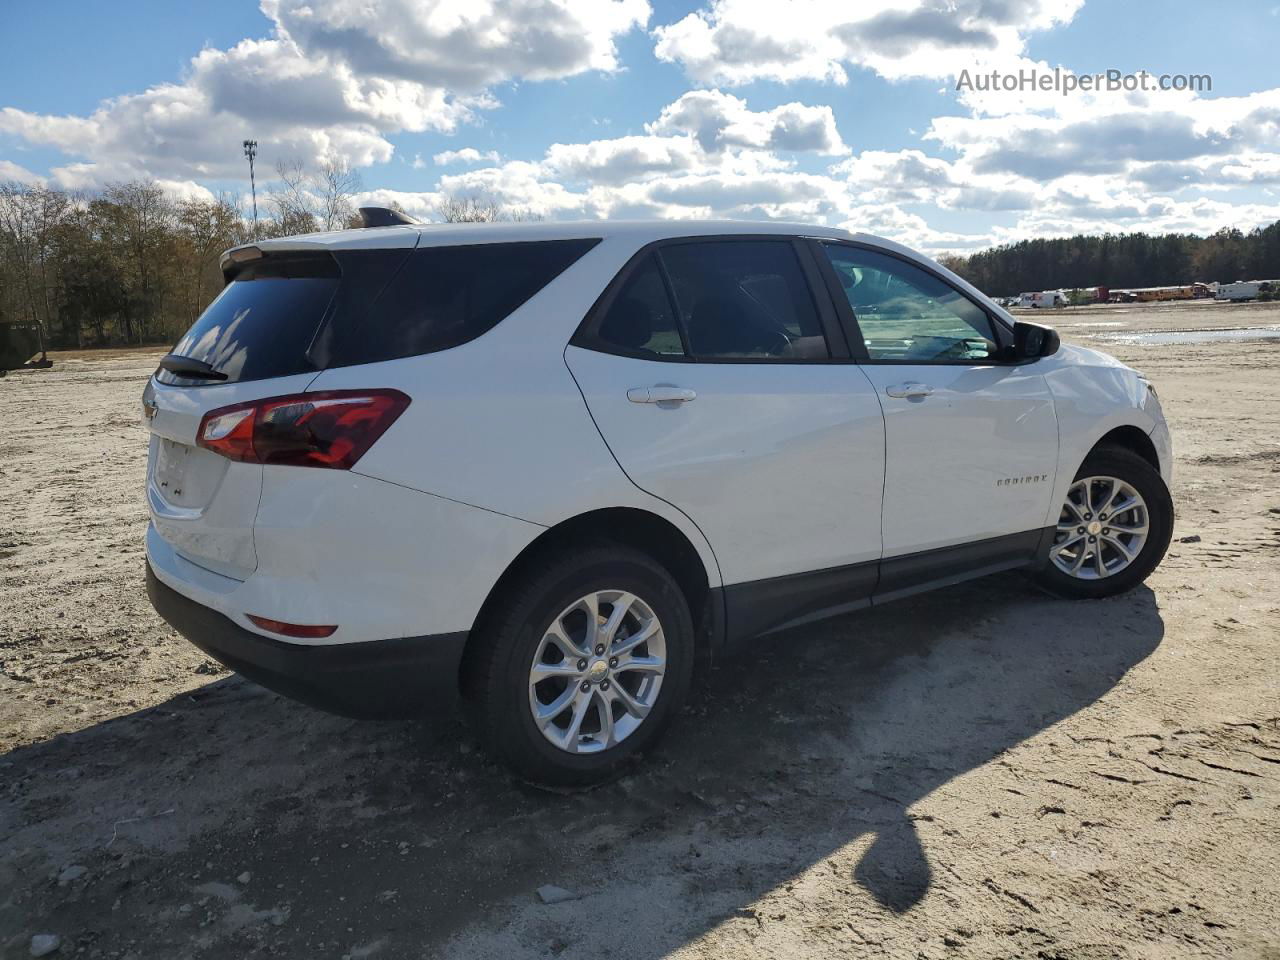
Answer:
xmin=157 ymin=254 xmax=338 ymax=385
xmin=824 ymin=245 xmax=998 ymax=363
xmin=594 ymin=254 xmax=686 ymax=358
xmin=334 ymin=239 xmax=598 ymax=367
xmin=659 ymin=241 xmax=828 ymax=360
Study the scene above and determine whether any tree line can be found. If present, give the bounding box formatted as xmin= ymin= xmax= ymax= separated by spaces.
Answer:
xmin=0 ymin=166 xmax=546 ymax=349
xmin=938 ymin=222 xmax=1280 ymax=297
xmin=0 ymin=160 xmax=374 ymax=348
xmin=4 ymin=169 xmax=1279 ymax=349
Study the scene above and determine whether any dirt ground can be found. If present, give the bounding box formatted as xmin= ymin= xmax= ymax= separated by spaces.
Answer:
xmin=2 ymin=299 xmax=1278 ymax=960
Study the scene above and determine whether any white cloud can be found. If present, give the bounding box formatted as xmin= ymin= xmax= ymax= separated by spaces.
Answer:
xmin=828 ymin=149 xmax=1039 ymax=215
xmin=265 ymin=0 xmax=649 ymax=90
xmin=153 ymin=179 xmax=220 ymax=204
xmin=831 ymin=149 xmax=955 ymax=198
xmin=653 ymin=0 xmax=1082 ymax=86
xmin=927 ymin=82 xmax=1280 ymax=186
xmin=352 ymin=187 xmax=445 ymax=221
xmin=542 ymin=135 xmax=705 ymax=186
xmin=647 ymin=90 xmax=848 ymax=154
xmin=1131 ymin=154 xmax=1280 ymax=192
xmin=0 ymin=159 xmax=45 ymax=185
xmin=433 ymin=147 xmax=502 ymax=166
xmin=989 ymin=194 xmax=1280 ymax=247
xmin=347 ymin=80 xmax=1280 ymax=254
xmin=5 ymin=0 xmax=1279 ymax=255
xmin=0 ymin=0 xmax=650 ymax=188
xmin=421 ymin=89 xmax=854 ymax=219
xmin=839 ymin=205 xmax=996 ymax=253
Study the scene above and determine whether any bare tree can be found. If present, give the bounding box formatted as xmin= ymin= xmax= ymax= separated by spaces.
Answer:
xmin=317 ymin=159 xmax=362 ymax=231
xmin=267 ymin=158 xmax=364 ymax=234
xmin=174 ymin=193 xmax=243 ymax=323
xmin=0 ymin=183 xmax=73 ymax=334
xmin=268 ymin=159 xmax=319 ymax=236
xmin=435 ymin=193 xmax=543 ymax=223
xmin=100 ymin=180 xmax=175 ymax=342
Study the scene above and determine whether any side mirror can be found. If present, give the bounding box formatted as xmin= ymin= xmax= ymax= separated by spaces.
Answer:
xmin=1013 ymin=320 xmax=1060 ymax=359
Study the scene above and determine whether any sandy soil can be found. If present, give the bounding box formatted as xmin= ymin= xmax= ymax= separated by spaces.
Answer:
xmin=1 ymin=301 xmax=1278 ymax=960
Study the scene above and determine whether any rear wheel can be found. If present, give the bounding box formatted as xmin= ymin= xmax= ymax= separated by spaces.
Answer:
xmin=1034 ymin=445 xmax=1173 ymax=599
xmin=464 ymin=544 xmax=695 ymax=787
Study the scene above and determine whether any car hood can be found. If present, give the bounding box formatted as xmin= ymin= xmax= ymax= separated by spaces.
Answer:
xmin=1054 ymin=342 xmax=1133 ymax=372
xmin=1042 ymin=341 xmax=1163 ymax=425
xmin=1052 ymin=342 xmax=1153 ymax=384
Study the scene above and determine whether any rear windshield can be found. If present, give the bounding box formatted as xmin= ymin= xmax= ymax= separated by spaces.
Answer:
xmin=158 ymin=239 xmax=598 ymax=385
xmin=328 ymin=239 xmax=600 ymax=367
xmin=155 ymin=255 xmax=339 ymax=386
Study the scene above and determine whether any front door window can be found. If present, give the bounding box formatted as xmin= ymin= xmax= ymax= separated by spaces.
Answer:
xmin=823 ymin=245 xmax=999 ymax=363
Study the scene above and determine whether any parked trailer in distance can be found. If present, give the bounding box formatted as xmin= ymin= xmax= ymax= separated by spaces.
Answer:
xmin=0 ymin=322 xmax=53 ymax=375
xmin=1216 ymin=281 xmax=1275 ymax=301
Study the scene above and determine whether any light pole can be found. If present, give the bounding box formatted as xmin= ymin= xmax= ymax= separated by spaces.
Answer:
xmin=242 ymin=139 xmax=258 ymax=239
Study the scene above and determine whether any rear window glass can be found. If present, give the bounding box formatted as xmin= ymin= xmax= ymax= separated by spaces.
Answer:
xmin=331 ymin=239 xmax=600 ymax=367
xmin=594 ymin=254 xmax=686 ymax=358
xmin=156 ymin=255 xmax=338 ymax=386
xmin=659 ymin=241 xmax=829 ymax=360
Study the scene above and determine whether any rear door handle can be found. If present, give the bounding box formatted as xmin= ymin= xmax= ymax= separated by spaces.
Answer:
xmin=627 ymin=386 xmax=697 ymax=404
xmin=885 ymin=382 xmax=933 ymax=399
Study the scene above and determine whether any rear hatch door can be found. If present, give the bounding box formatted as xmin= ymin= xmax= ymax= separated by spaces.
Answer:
xmin=146 ymin=246 xmax=400 ymax=580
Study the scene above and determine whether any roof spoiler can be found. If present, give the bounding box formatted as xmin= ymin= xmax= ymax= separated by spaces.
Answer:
xmin=358 ymin=206 xmax=419 ymax=228
xmin=219 ymin=244 xmax=264 ymax=277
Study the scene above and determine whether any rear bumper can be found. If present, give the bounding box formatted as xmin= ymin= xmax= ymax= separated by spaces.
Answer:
xmin=147 ymin=563 xmax=467 ymax=719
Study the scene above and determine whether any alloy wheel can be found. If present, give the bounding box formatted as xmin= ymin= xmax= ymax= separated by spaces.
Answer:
xmin=1051 ymin=475 xmax=1150 ymax=580
xmin=527 ymin=590 xmax=667 ymax=754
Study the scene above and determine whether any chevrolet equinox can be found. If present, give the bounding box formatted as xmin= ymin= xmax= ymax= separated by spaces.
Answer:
xmin=144 ymin=215 xmax=1174 ymax=785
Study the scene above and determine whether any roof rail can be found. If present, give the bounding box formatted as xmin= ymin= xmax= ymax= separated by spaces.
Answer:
xmin=358 ymin=206 xmax=420 ymax=228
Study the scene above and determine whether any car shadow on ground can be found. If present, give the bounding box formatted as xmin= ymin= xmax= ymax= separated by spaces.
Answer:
xmin=1 ymin=578 xmax=1164 ymax=959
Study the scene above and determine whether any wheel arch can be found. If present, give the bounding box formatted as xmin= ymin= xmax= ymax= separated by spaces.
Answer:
xmin=1044 ymin=413 xmax=1167 ymax=530
xmin=1035 ymin=423 xmax=1174 ymax=597
xmin=464 ymin=507 xmax=722 ymax=681
xmin=1091 ymin=424 xmax=1161 ymax=473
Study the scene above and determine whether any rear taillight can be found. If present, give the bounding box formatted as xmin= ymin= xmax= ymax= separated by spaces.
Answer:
xmin=196 ymin=390 xmax=410 ymax=469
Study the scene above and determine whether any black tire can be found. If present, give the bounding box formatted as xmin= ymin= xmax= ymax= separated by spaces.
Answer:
xmin=462 ymin=543 xmax=695 ymax=787
xmin=1033 ymin=445 xmax=1173 ymax=600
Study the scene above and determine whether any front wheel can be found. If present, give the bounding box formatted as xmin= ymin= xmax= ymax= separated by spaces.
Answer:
xmin=1034 ymin=445 xmax=1173 ymax=599
xmin=463 ymin=544 xmax=695 ymax=787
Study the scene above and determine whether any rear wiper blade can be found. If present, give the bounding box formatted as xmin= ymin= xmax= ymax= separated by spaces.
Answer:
xmin=157 ymin=354 xmax=228 ymax=381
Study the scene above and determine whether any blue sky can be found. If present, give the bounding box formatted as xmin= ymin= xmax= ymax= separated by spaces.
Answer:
xmin=3 ymin=0 xmax=1279 ymax=252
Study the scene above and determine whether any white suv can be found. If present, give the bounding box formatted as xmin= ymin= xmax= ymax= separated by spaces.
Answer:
xmin=144 ymin=215 xmax=1174 ymax=785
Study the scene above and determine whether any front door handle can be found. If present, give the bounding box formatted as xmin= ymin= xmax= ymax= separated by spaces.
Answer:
xmin=627 ymin=386 xmax=697 ymax=404
xmin=885 ymin=382 xmax=933 ymax=399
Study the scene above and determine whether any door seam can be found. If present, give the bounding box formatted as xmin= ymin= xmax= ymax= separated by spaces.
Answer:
xmin=560 ymin=344 xmax=726 ymax=592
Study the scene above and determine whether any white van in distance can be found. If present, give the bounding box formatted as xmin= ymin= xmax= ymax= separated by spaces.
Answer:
xmin=1216 ymin=281 xmax=1261 ymax=301
xmin=1017 ymin=290 xmax=1068 ymax=308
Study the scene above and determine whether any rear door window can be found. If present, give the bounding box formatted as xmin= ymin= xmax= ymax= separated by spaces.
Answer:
xmin=593 ymin=254 xmax=687 ymax=358
xmin=156 ymin=254 xmax=339 ymax=386
xmin=332 ymin=239 xmax=599 ymax=367
xmin=658 ymin=241 xmax=830 ymax=360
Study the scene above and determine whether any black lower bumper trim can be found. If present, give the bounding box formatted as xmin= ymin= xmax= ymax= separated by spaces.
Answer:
xmin=146 ymin=564 xmax=467 ymax=719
